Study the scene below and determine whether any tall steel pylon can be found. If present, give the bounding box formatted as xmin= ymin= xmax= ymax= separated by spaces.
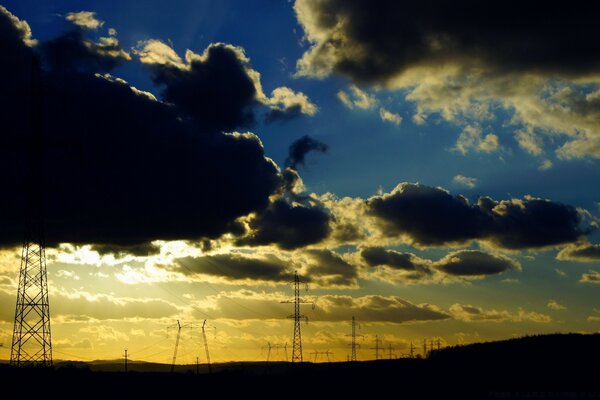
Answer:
xmin=346 ymin=316 xmax=363 ymax=362
xmin=10 ymin=56 xmax=52 ymax=366
xmin=281 ymin=271 xmax=312 ymax=362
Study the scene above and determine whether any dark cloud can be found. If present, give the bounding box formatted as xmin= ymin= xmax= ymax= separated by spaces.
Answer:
xmin=435 ymin=250 xmax=518 ymax=276
xmin=0 ymin=8 xmax=282 ymax=248
xmin=90 ymin=243 xmax=161 ymax=257
xmin=176 ymin=254 xmax=295 ymax=283
xmin=361 ymin=246 xmax=424 ymax=271
xmin=236 ymin=199 xmax=331 ymax=250
xmin=146 ymin=43 xmax=258 ymax=131
xmin=41 ymin=29 xmax=129 ymax=74
xmin=295 ymin=0 xmax=600 ymax=83
xmin=285 ymin=135 xmax=329 ymax=170
xmin=367 ymin=183 xmax=587 ymax=249
xmin=304 ymin=249 xmax=358 ymax=286
xmin=557 ymin=242 xmax=600 ymax=262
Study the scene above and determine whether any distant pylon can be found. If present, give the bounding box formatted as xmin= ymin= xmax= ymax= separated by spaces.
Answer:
xmin=169 ymin=320 xmax=182 ymax=373
xmin=281 ymin=271 xmax=313 ymax=362
xmin=387 ymin=343 xmax=396 ymax=359
xmin=10 ymin=56 xmax=52 ymax=367
xmin=201 ymin=320 xmax=212 ymax=373
xmin=345 ymin=316 xmax=363 ymax=361
xmin=370 ymin=334 xmax=383 ymax=360
xmin=409 ymin=341 xmax=415 ymax=358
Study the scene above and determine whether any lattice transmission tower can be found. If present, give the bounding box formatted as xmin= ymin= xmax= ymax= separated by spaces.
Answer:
xmin=281 ymin=271 xmax=313 ymax=362
xmin=10 ymin=56 xmax=52 ymax=366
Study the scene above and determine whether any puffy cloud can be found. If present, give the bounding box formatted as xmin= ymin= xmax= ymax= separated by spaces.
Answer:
xmin=65 ymin=11 xmax=104 ymax=30
xmin=367 ymin=183 xmax=588 ymax=249
xmin=293 ymin=0 xmax=600 ymax=159
xmin=0 ymin=9 xmax=283 ymax=248
xmin=336 ymin=85 xmax=375 ymax=109
xmin=295 ymin=0 xmax=600 ymax=82
xmin=236 ymin=199 xmax=331 ymax=250
xmin=173 ymin=248 xmax=357 ymax=287
xmin=285 ymin=135 xmax=329 ymax=169
xmin=303 ymin=249 xmax=358 ymax=287
xmin=450 ymin=304 xmax=551 ymax=323
xmin=140 ymin=42 xmax=260 ymax=131
xmin=557 ymin=242 xmax=600 ymax=262
xmin=379 ymin=107 xmax=401 ymax=125
xmin=538 ymin=159 xmax=553 ymax=171
xmin=361 ymin=247 xmax=424 ymax=271
xmin=42 ymin=21 xmax=130 ymax=74
xmin=176 ymin=253 xmax=295 ymax=284
xmin=452 ymin=174 xmax=477 ymax=189
xmin=580 ymin=271 xmax=600 ymax=284
xmin=547 ymin=300 xmax=566 ymax=310
xmin=434 ymin=250 xmax=519 ymax=276
xmin=265 ymin=86 xmax=317 ymax=122
xmin=137 ymin=40 xmax=316 ymax=128
xmin=453 ymin=125 xmax=499 ymax=155
xmin=358 ymin=247 xmax=517 ymax=284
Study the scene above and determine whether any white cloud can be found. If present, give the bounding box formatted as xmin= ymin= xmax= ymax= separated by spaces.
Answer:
xmin=538 ymin=159 xmax=553 ymax=171
xmin=66 ymin=11 xmax=104 ymax=30
xmin=452 ymin=174 xmax=477 ymax=189
xmin=547 ymin=299 xmax=566 ymax=310
xmin=450 ymin=304 xmax=551 ymax=323
xmin=379 ymin=107 xmax=402 ymax=125
xmin=337 ymin=85 xmax=376 ymax=109
xmin=453 ymin=125 xmax=499 ymax=155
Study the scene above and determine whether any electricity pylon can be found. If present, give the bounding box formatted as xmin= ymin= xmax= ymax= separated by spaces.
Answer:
xmin=310 ymin=350 xmax=333 ymax=362
xmin=281 ymin=271 xmax=313 ymax=362
xmin=370 ymin=335 xmax=383 ymax=360
xmin=10 ymin=56 xmax=52 ymax=366
xmin=345 ymin=316 xmax=363 ymax=361
xmin=201 ymin=320 xmax=212 ymax=373
xmin=169 ymin=320 xmax=182 ymax=373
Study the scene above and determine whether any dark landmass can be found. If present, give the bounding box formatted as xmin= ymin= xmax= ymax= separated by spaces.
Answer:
xmin=2 ymin=333 xmax=599 ymax=398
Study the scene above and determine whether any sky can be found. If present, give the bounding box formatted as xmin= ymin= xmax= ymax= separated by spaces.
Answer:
xmin=0 ymin=0 xmax=599 ymax=364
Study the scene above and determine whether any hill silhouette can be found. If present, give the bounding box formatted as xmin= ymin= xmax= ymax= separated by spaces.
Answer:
xmin=1 ymin=333 xmax=598 ymax=398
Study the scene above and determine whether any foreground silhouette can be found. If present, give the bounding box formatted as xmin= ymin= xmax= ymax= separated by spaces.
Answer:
xmin=1 ymin=333 xmax=598 ymax=398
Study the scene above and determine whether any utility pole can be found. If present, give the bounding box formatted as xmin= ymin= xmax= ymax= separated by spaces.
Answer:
xmin=281 ymin=271 xmax=313 ymax=362
xmin=409 ymin=342 xmax=415 ymax=359
xmin=370 ymin=335 xmax=382 ymax=360
xmin=11 ymin=56 xmax=52 ymax=367
xmin=430 ymin=339 xmax=434 ymax=354
xmin=170 ymin=320 xmax=182 ymax=373
xmin=202 ymin=320 xmax=212 ymax=373
xmin=423 ymin=338 xmax=427 ymax=358
xmin=124 ymin=349 xmax=128 ymax=373
xmin=437 ymin=338 xmax=441 ymax=351
xmin=345 ymin=316 xmax=363 ymax=362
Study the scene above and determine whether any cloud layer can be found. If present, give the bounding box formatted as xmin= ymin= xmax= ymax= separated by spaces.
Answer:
xmin=294 ymin=0 xmax=600 ymax=158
